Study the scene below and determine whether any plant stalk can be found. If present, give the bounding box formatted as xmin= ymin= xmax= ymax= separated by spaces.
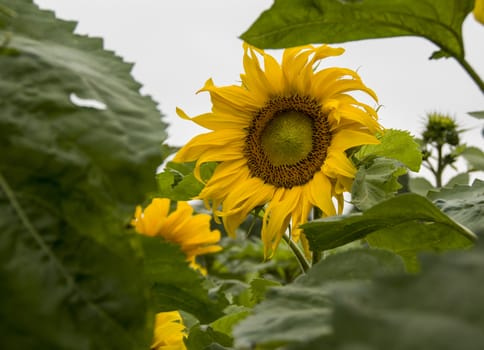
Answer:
xmin=454 ymin=55 xmax=484 ymax=94
xmin=282 ymin=234 xmax=310 ymax=273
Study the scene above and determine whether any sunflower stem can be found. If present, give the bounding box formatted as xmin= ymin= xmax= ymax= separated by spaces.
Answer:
xmin=454 ymin=55 xmax=484 ymax=94
xmin=311 ymin=207 xmax=323 ymax=265
xmin=282 ymin=234 xmax=310 ymax=274
xmin=435 ymin=144 xmax=444 ymax=188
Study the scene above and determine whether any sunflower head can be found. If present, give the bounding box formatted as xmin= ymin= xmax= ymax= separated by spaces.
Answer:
xmin=423 ymin=112 xmax=459 ymax=146
xmin=174 ymin=43 xmax=382 ymax=258
xmin=132 ymin=198 xmax=222 ymax=271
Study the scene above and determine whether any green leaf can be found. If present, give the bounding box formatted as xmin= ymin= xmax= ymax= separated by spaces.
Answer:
xmin=140 ymin=236 xmax=227 ymax=324
xmin=235 ymin=245 xmax=484 ymax=350
xmin=211 ymin=310 xmax=250 ymax=338
xmin=233 ymin=248 xmax=405 ymax=349
xmin=445 ymin=172 xmax=469 ymax=187
xmin=302 ymin=193 xmax=476 ymax=270
xmin=157 ymin=161 xmax=216 ymax=201
xmin=408 ymin=176 xmax=434 ymax=196
xmin=300 ymin=245 xmax=484 ymax=350
xmin=241 ymin=0 xmax=472 ymax=59
xmin=0 ymin=3 xmax=15 ymax=29
xmin=427 ymin=179 xmax=484 ymax=236
xmin=210 ymin=236 xmax=301 ymax=285
xmin=250 ymin=278 xmax=281 ymax=304
xmin=0 ymin=174 xmax=152 ymax=349
xmin=351 ymin=157 xmax=407 ymax=211
xmin=468 ymin=110 xmax=484 ymax=119
xmin=429 ymin=49 xmax=452 ymax=60
xmin=355 ymin=129 xmax=422 ymax=172
xmin=185 ymin=324 xmax=233 ymax=350
xmin=0 ymin=0 xmax=168 ymax=348
xmin=461 ymin=146 xmax=484 ymax=171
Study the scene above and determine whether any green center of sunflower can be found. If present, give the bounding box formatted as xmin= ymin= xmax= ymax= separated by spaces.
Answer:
xmin=244 ymin=95 xmax=332 ymax=189
xmin=261 ymin=111 xmax=313 ymax=166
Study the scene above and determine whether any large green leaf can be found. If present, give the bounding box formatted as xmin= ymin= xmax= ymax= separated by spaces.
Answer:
xmin=0 ymin=188 xmax=151 ymax=349
xmin=427 ymin=179 xmax=484 ymax=236
xmin=302 ymin=193 xmax=476 ymax=270
xmin=233 ymin=248 xmax=405 ymax=349
xmin=241 ymin=0 xmax=472 ymax=59
xmin=234 ymin=245 xmax=484 ymax=349
xmin=0 ymin=0 xmax=167 ymax=348
xmin=293 ymin=245 xmax=484 ymax=350
xmin=139 ymin=236 xmax=227 ymax=324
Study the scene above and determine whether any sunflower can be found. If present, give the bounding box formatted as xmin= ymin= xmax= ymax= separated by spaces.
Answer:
xmin=151 ymin=311 xmax=187 ymax=350
xmin=174 ymin=43 xmax=382 ymax=258
xmin=132 ymin=198 xmax=221 ymax=271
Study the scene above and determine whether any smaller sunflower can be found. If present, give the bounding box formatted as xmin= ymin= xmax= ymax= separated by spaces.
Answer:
xmin=151 ymin=311 xmax=187 ymax=350
xmin=132 ymin=198 xmax=222 ymax=271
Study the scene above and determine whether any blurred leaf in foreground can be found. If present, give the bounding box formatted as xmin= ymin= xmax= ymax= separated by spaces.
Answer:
xmin=234 ymin=244 xmax=484 ymax=349
xmin=0 ymin=0 xmax=167 ymax=348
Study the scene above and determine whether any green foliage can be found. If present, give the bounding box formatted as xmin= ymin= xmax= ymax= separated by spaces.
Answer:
xmin=209 ymin=236 xmax=301 ymax=286
xmin=428 ymin=179 xmax=484 ymax=236
xmin=445 ymin=172 xmax=470 ymax=187
xmin=233 ymin=248 xmax=405 ymax=349
xmin=352 ymin=157 xmax=407 ymax=210
xmin=306 ymin=246 xmax=484 ymax=350
xmin=185 ymin=324 xmax=233 ymax=350
xmin=356 ymin=129 xmax=422 ymax=172
xmin=241 ymin=0 xmax=473 ymax=59
xmin=461 ymin=146 xmax=484 ymax=171
xmin=234 ymin=245 xmax=484 ymax=349
xmin=351 ymin=129 xmax=422 ymax=210
xmin=249 ymin=278 xmax=281 ymax=304
xmin=408 ymin=176 xmax=434 ymax=196
xmin=157 ymin=161 xmax=216 ymax=201
xmin=468 ymin=110 xmax=484 ymax=119
xmin=0 ymin=186 xmax=151 ymax=349
xmin=302 ymin=193 xmax=476 ymax=271
xmin=139 ymin=235 xmax=227 ymax=323
xmin=0 ymin=0 xmax=167 ymax=348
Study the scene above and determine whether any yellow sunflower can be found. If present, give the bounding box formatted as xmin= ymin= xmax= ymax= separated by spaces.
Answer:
xmin=132 ymin=198 xmax=221 ymax=270
xmin=174 ymin=43 xmax=382 ymax=258
xmin=151 ymin=311 xmax=187 ymax=350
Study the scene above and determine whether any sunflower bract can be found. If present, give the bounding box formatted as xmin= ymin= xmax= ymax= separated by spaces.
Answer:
xmin=174 ymin=43 xmax=382 ymax=258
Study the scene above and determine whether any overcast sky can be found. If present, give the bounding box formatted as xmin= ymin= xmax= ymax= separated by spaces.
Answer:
xmin=35 ymin=1 xmax=483 ymax=167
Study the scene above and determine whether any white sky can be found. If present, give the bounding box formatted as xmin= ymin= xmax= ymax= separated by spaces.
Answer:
xmin=35 ymin=0 xmax=484 ymax=180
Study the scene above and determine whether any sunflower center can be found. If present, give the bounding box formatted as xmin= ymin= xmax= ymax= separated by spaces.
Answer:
xmin=261 ymin=111 xmax=313 ymax=166
xmin=244 ymin=95 xmax=332 ymax=189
